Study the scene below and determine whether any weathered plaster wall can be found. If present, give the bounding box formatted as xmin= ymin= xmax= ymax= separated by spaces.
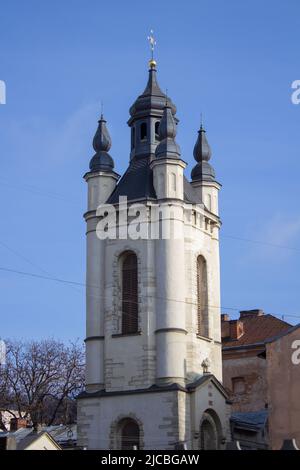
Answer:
xmin=222 ymin=353 xmax=267 ymax=412
xmin=266 ymin=328 xmax=300 ymax=449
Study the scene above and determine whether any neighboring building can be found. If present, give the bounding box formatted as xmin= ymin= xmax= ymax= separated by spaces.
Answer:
xmin=77 ymin=53 xmax=230 ymax=449
xmin=16 ymin=431 xmax=61 ymax=450
xmin=0 ymin=428 xmax=61 ymax=450
xmin=222 ymin=309 xmax=291 ymax=413
xmin=230 ymin=410 xmax=268 ymax=450
xmin=44 ymin=424 xmax=77 ymax=449
xmin=0 ymin=424 xmax=77 ymax=450
xmin=0 ymin=412 xmax=30 ymax=432
xmin=265 ymin=325 xmax=300 ymax=449
xmin=222 ymin=309 xmax=300 ymax=449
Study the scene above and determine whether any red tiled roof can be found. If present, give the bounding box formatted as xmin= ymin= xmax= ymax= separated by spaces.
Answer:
xmin=222 ymin=314 xmax=291 ymax=348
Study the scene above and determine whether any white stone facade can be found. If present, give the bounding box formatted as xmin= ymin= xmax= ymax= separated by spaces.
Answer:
xmin=78 ymin=378 xmax=230 ymax=450
xmin=77 ymin=64 xmax=229 ymax=450
xmin=78 ymin=182 xmax=229 ymax=448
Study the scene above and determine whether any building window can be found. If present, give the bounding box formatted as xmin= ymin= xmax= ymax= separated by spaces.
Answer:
xmin=121 ymin=251 xmax=138 ymax=334
xmin=197 ymin=255 xmax=209 ymax=337
xmin=232 ymin=377 xmax=246 ymax=394
xmin=131 ymin=127 xmax=135 ymax=150
xmin=140 ymin=122 xmax=147 ymax=141
xmin=170 ymin=172 xmax=176 ymax=191
xmin=155 ymin=121 xmax=160 ymax=139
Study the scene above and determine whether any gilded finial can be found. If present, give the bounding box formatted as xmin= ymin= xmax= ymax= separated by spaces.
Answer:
xmin=147 ymin=29 xmax=157 ymax=68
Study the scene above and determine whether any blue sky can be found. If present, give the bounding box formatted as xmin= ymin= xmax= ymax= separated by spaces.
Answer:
xmin=1 ymin=0 xmax=300 ymax=341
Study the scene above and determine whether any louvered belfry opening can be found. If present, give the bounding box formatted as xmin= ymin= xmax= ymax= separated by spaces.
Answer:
xmin=197 ymin=255 xmax=209 ymax=337
xmin=121 ymin=251 xmax=138 ymax=334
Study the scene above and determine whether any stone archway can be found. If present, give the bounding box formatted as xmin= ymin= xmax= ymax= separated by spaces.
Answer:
xmin=199 ymin=409 xmax=222 ymax=450
xmin=110 ymin=414 xmax=144 ymax=450
xmin=120 ymin=418 xmax=140 ymax=450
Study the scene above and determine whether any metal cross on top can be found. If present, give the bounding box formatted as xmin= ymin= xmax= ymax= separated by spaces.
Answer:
xmin=147 ymin=29 xmax=156 ymax=60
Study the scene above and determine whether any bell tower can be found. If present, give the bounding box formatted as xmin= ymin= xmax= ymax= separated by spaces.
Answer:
xmin=77 ymin=41 xmax=230 ymax=449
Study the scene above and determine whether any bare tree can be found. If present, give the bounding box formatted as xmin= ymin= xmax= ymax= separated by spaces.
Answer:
xmin=0 ymin=339 xmax=84 ymax=430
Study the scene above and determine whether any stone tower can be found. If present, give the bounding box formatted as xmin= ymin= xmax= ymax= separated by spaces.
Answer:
xmin=77 ymin=58 xmax=229 ymax=450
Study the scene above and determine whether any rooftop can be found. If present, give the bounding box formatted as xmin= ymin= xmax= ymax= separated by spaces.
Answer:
xmin=231 ymin=409 xmax=268 ymax=431
xmin=221 ymin=309 xmax=291 ymax=349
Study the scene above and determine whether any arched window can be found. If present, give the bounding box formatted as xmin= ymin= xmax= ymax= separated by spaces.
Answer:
xmin=121 ymin=251 xmax=138 ymax=334
xmin=140 ymin=122 xmax=147 ymax=140
xmin=131 ymin=127 xmax=135 ymax=150
xmin=197 ymin=255 xmax=209 ymax=337
xmin=155 ymin=121 xmax=160 ymax=139
xmin=120 ymin=418 xmax=140 ymax=450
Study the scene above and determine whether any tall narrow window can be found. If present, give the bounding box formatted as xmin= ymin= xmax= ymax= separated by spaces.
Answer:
xmin=197 ymin=255 xmax=209 ymax=337
xmin=155 ymin=121 xmax=160 ymax=139
xmin=140 ymin=122 xmax=147 ymax=140
xmin=121 ymin=251 xmax=138 ymax=334
xmin=170 ymin=172 xmax=176 ymax=191
xmin=131 ymin=127 xmax=135 ymax=150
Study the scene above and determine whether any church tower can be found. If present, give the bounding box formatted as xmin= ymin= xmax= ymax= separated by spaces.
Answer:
xmin=77 ymin=48 xmax=230 ymax=450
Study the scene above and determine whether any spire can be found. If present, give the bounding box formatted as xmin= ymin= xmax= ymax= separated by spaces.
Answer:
xmin=193 ymin=125 xmax=212 ymax=162
xmin=191 ymin=125 xmax=215 ymax=181
xmin=89 ymin=114 xmax=115 ymax=172
xmin=127 ymin=31 xmax=178 ymax=160
xmin=155 ymin=103 xmax=181 ymax=159
xmin=129 ymin=66 xmax=176 ymax=120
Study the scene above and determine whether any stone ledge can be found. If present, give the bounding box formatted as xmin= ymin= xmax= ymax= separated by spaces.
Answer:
xmin=111 ymin=331 xmax=142 ymax=338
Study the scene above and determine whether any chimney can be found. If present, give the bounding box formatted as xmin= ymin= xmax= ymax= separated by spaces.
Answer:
xmin=221 ymin=314 xmax=229 ymax=322
xmin=229 ymin=319 xmax=244 ymax=340
xmin=10 ymin=417 xmax=28 ymax=432
xmin=221 ymin=314 xmax=230 ymax=338
xmin=240 ymin=309 xmax=264 ymax=319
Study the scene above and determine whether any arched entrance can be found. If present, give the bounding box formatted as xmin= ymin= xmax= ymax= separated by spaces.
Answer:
xmin=199 ymin=410 xmax=222 ymax=450
xmin=119 ymin=418 xmax=140 ymax=450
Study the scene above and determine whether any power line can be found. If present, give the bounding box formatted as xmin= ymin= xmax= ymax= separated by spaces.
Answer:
xmin=222 ymin=234 xmax=300 ymax=252
xmin=0 ymin=237 xmax=298 ymax=321
xmin=0 ymin=266 xmax=85 ymax=287
xmin=0 ymin=241 xmax=57 ymax=277
xmin=0 ymin=178 xmax=299 ymax=253
xmin=0 ymin=265 xmax=299 ymax=321
xmin=0 ymin=177 xmax=79 ymax=206
xmin=0 ymin=241 xmax=82 ymax=295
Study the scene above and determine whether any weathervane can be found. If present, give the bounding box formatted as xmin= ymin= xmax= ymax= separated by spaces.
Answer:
xmin=147 ymin=30 xmax=157 ymax=67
